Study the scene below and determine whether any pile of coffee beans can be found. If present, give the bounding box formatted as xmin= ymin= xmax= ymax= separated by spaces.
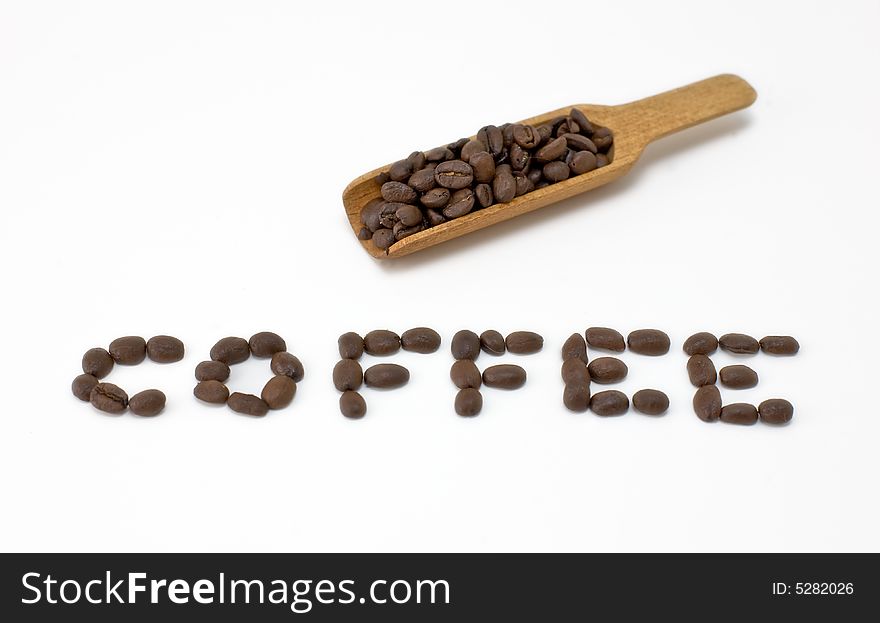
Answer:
xmin=335 ymin=329 xmax=439 ymax=418
xmin=72 ymin=335 xmax=184 ymax=416
xmin=449 ymin=330 xmax=541 ymax=416
xmin=193 ymin=332 xmax=302 ymax=416
xmin=358 ymin=109 xmax=614 ymax=251
xmin=685 ymin=331 xmax=797 ymax=425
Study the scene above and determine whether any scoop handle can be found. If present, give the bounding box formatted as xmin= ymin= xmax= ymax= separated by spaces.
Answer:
xmin=619 ymin=74 xmax=757 ymax=143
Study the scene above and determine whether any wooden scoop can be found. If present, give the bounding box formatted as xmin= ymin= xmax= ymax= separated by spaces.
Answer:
xmin=342 ymin=74 xmax=756 ymax=259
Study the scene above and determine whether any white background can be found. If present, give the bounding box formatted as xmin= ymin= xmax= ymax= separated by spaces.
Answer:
xmin=1 ymin=0 xmax=878 ymax=553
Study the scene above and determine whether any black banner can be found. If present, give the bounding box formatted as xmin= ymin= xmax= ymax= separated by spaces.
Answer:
xmin=0 ymin=553 xmax=875 ymax=620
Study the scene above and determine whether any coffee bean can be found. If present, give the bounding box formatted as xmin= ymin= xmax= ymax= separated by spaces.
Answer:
xmin=760 ymin=336 xmax=800 ymax=356
xmin=543 ymin=161 xmax=570 ymax=182
xmin=71 ymin=373 xmax=98 ymax=401
xmin=406 ymin=151 xmax=426 ymax=172
xmin=420 ymin=188 xmax=450 ymax=210
xmin=569 ymin=151 xmax=598 ymax=175
xmin=588 ymin=357 xmax=628 ymax=384
xmin=381 ymin=181 xmax=417 ymax=204
xmin=372 ymin=228 xmax=395 ymax=250
xmin=505 ymin=331 xmax=543 ymax=354
xmin=193 ymin=380 xmax=229 ymax=404
xmin=395 ymin=204 xmax=423 ymax=227
xmin=719 ymin=333 xmax=759 ymax=354
xmin=693 ymin=385 xmax=722 ymax=422
xmin=482 ymin=364 xmax=526 ymax=390
xmin=271 ymin=352 xmax=304 ymax=382
xmin=683 ymin=332 xmax=718 ymax=355
xmin=451 ymin=330 xmax=481 ymax=360
xmin=758 ymin=398 xmax=794 ymax=425
xmin=467 ymin=151 xmax=496 ymax=184
xmin=195 ymin=360 xmax=230 ymax=382
xmin=509 ymin=143 xmax=530 ymax=171
xmin=455 ymin=388 xmax=483 ymax=416
xmin=227 ymin=392 xmax=269 ymax=416
xmin=585 ymin=327 xmax=625 ymax=352
xmin=248 ymin=332 xmax=286 ymax=358
xmin=340 ymin=391 xmax=367 ymax=419
xmin=210 ymin=336 xmax=250 ymax=365
xmin=363 ymin=330 xmax=401 ymax=356
xmin=590 ymin=390 xmax=629 ymax=416
xmin=476 ymin=125 xmax=503 ymax=157
xmin=561 ymin=358 xmax=590 ymax=385
xmin=426 ymin=208 xmax=447 ymax=226
xmin=364 ymin=363 xmax=410 ymax=389
xmin=596 ymin=154 xmax=609 ymax=167
xmin=478 ymin=330 xmax=505 ymax=356
xmin=720 ymin=403 xmax=758 ymax=425
xmin=460 ymin=139 xmax=486 ymax=162
xmin=513 ymin=171 xmax=534 ymax=196
xmin=563 ymin=382 xmax=591 ymax=412
xmin=108 ymin=336 xmax=146 ymax=365
xmin=333 ymin=359 xmax=363 ymax=391
xmin=129 ymin=389 xmax=166 ymax=416
xmin=492 ymin=166 xmax=516 ymax=203
xmin=686 ymin=354 xmax=717 ymax=387
xmin=338 ymin=332 xmax=364 ymax=360
xmin=435 ymin=160 xmax=474 ymax=189
xmin=569 ymin=108 xmax=594 ymax=135
xmin=562 ymin=133 xmax=598 ymax=153
xmin=408 ymin=168 xmax=436 ymax=193
xmin=401 ymin=327 xmax=441 ymax=354
xmin=361 ymin=198 xmax=384 ymax=232
xmin=719 ymin=365 xmax=758 ymax=389
xmin=443 ymin=188 xmax=475 ymax=218
xmin=450 ymin=359 xmax=482 ymax=389
xmin=357 ymin=227 xmax=371 ymax=240
xmin=82 ymin=347 xmax=114 ymax=378
xmin=90 ymin=382 xmax=128 ymax=414
xmin=535 ymin=136 xmax=567 ymax=162
xmin=592 ymin=127 xmax=613 ymax=151
xmin=261 ymin=375 xmax=297 ymax=410
xmin=388 ymin=159 xmax=413 ymax=182
xmin=513 ymin=124 xmax=541 ymax=149
xmin=474 ymin=183 xmax=494 ymax=208
xmin=627 ymin=329 xmax=670 ymax=356
xmin=632 ymin=389 xmax=669 ymax=415
xmin=425 ymin=146 xmax=453 ymax=162
xmin=561 ymin=332 xmax=588 ymax=363
xmin=147 ymin=335 xmax=185 ymax=363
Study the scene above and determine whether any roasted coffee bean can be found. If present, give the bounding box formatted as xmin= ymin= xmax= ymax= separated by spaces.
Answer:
xmin=561 ymin=358 xmax=590 ymax=385
xmin=71 ymin=373 xmax=98 ymax=401
xmin=543 ymin=161 xmax=570 ymax=182
xmin=372 ymin=228 xmax=395 ymax=250
xmin=248 ymin=331 xmax=286 ymax=358
xmin=683 ymin=332 xmax=718 ymax=356
xmin=596 ymin=154 xmax=609 ymax=167
xmin=760 ymin=336 xmax=800 ymax=356
xmin=393 ymin=219 xmax=423 ymax=241
xmin=632 ymin=389 xmax=669 ymax=415
xmin=627 ymin=329 xmax=670 ymax=356
xmin=563 ymin=382 xmax=591 ymax=412
xmin=401 ymin=327 xmax=441 ymax=354
xmin=447 ymin=138 xmax=469 ymax=155
xmin=569 ymin=108 xmax=594 ymax=135
xmin=406 ymin=150 xmax=426 ymax=171
xmin=425 ymin=146 xmax=454 ymax=162
xmin=129 ymin=389 xmax=165 ymax=416
xmin=719 ymin=364 xmax=759 ymax=389
xmin=758 ymin=398 xmax=794 ymax=425
xmin=513 ymin=171 xmax=534 ymax=196
xmin=435 ymin=160 xmax=474 ymax=189
xmin=375 ymin=172 xmax=390 ymax=186
xmin=509 ymin=143 xmax=530 ymax=170
xmin=82 ymin=348 xmax=114 ymax=378
xmin=395 ymin=204 xmax=423 ymax=228
xmin=513 ymin=124 xmax=541 ymax=149
xmin=261 ymin=375 xmax=296 ymax=410
xmin=475 ymin=183 xmax=494 ymax=208
xmin=271 ymin=352 xmax=304 ymax=382
xmin=210 ymin=336 xmax=250 ymax=365
xmin=455 ymin=388 xmax=483 ymax=417
xmin=535 ymin=136 xmax=567 ymax=162
xmin=585 ymin=327 xmax=625 ymax=352
xmin=588 ymin=357 xmax=628 ymax=384
xmin=426 ymin=209 xmax=447 ymax=226
xmin=562 ymin=133 xmax=598 ymax=153
xmin=364 ymin=363 xmax=410 ymax=389
xmin=492 ymin=165 xmax=516 ymax=203
xmin=450 ymin=359 xmax=482 ymax=389
xmin=360 ymin=198 xmax=384 ymax=232
xmin=590 ymin=390 xmax=628 ymax=416
xmin=505 ymin=331 xmax=543 ymax=355
xmin=469 ymin=151 xmax=496 ymax=184
xmin=687 ymin=354 xmax=717 ymax=387
xmin=476 ymin=125 xmax=503 ymax=156
xmin=460 ymin=139 xmax=486 ymax=162
xmin=720 ymin=403 xmax=758 ymax=425
xmin=479 ymin=330 xmax=505 ymax=356
xmin=420 ymin=187 xmax=450 ymax=209
xmin=388 ymin=159 xmax=413 ymax=182
xmin=340 ymin=391 xmax=367 ymax=419
xmin=338 ymin=332 xmax=364 ymax=360
xmin=193 ymin=380 xmax=229 ymax=404
xmin=408 ymin=168 xmax=436 ymax=193
xmin=527 ymin=167 xmax=543 ymax=185
xmin=89 ymin=382 xmax=128 ymax=414
xmin=363 ymin=330 xmax=400 ymax=356
xmin=227 ymin=392 xmax=269 ymax=416
xmin=378 ymin=202 xmax=403 ymax=228
xmin=109 ymin=336 xmax=146 ymax=365
xmin=195 ymin=360 xmax=230 ymax=382
xmin=147 ymin=335 xmax=184 ymax=363
xmin=561 ymin=332 xmax=588 ymax=363
xmin=333 ymin=359 xmax=363 ymax=391
xmin=443 ymin=188 xmax=475 ymax=218
xmin=357 ymin=227 xmax=371 ymax=240
xmin=482 ymin=364 xmax=526 ymax=390
xmin=451 ymin=330 xmax=481 ymax=360
xmin=569 ymin=151 xmax=598 ymax=175
xmin=592 ymin=127 xmax=613 ymax=151
xmin=719 ymin=333 xmax=759 ymax=354
xmin=693 ymin=385 xmax=722 ymax=422
xmin=536 ymin=124 xmax=553 ymax=144
xmin=381 ymin=181 xmax=417 ymax=204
